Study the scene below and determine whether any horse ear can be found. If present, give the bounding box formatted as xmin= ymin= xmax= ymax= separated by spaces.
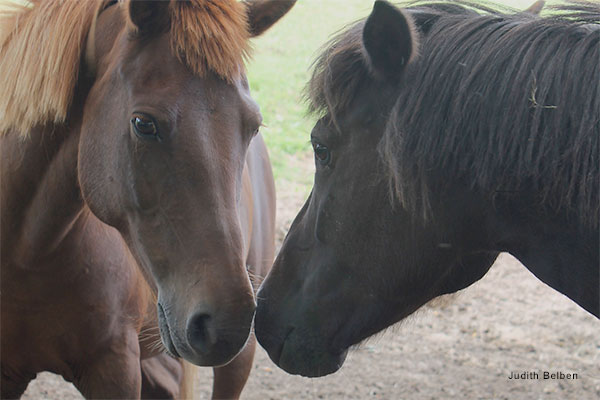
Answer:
xmin=524 ymin=0 xmax=545 ymax=15
xmin=128 ymin=0 xmax=171 ymax=34
xmin=244 ymin=0 xmax=296 ymax=37
xmin=362 ymin=0 xmax=417 ymax=80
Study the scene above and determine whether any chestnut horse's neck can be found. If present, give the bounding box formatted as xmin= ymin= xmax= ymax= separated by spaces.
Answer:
xmin=2 ymin=123 xmax=85 ymax=270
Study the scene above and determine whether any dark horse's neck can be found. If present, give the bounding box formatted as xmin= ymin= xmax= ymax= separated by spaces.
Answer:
xmin=490 ymin=204 xmax=599 ymax=318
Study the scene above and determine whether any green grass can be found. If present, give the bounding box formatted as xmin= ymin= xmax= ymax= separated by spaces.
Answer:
xmin=247 ymin=0 xmax=559 ymax=187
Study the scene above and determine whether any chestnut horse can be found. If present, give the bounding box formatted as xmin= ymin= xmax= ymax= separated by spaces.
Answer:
xmin=256 ymin=0 xmax=598 ymax=377
xmin=1 ymin=0 xmax=294 ymax=398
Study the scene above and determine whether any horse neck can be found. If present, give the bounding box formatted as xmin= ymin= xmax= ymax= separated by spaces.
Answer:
xmin=487 ymin=206 xmax=599 ymax=317
xmin=1 ymin=93 xmax=87 ymax=267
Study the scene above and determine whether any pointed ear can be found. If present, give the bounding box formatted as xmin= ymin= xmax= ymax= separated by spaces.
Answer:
xmin=128 ymin=0 xmax=171 ymax=34
xmin=524 ymin=0 xmax=544 ymax=15
xmin=244 ymin=0 xmax=296 ymax=37
xmin=362 ymin=0 xmax=417 ymax=81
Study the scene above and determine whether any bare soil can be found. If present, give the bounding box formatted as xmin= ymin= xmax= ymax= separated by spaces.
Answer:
xmin=22 ymin=178 xmax=600 ymax=400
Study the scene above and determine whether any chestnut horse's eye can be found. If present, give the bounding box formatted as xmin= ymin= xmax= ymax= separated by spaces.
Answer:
xmin=312 ymin=141 xmax=331 ymax=166
xmin=131 ymin=114 xmax=159 ymax=140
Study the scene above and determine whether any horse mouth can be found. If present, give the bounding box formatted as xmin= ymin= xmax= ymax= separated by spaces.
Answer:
xmin=266 ymin=326 xmax=294 ymax=366
xmin=274 ymin=327 xmax=349 ymax=377
xmin=157 ymin=302 xmax=181 ymax=359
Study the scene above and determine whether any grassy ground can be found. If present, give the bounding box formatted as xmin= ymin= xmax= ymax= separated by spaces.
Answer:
xmin=247 ymin=0 xmax=558 ymax=191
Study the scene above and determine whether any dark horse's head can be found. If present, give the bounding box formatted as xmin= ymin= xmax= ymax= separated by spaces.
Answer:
xmin=77 ymin=0 xmax=294 ymax=366
xmin=256 ymin=0 xmax=599 ymax=377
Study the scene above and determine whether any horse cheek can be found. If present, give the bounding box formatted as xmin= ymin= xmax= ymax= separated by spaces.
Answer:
xmin=78 ymin=127 xmax=130 ymax=230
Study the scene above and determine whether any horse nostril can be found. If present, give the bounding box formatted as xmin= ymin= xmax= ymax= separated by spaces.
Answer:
xmin=186 ymin=313 xmax=217 ymax=354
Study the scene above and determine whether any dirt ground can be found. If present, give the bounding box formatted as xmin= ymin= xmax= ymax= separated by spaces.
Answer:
xmin=22 ymin=178 xmax=600 ymax=399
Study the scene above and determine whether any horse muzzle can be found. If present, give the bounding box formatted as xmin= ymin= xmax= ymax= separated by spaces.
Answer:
xmin=157 ymin=298 xmax=255 ymax=367
xmin=255 ymin=293 xmax=348 ymax=377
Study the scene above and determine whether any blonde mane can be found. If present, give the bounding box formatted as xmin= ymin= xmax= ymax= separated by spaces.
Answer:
xmin=0 ymin=0 xmax=251 ymax=137
xmin=0 ymin=0 xmax=102 ymax=136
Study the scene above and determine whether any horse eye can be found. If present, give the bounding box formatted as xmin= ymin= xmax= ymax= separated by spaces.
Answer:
xmin=312 ymin=142 xmax=331 ymax=166
xmin=131 ymin=114 xmax=158 ymax=140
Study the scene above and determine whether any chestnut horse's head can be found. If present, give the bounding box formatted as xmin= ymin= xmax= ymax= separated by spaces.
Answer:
xmin=77 ymin=0 xmax=294 ymax=366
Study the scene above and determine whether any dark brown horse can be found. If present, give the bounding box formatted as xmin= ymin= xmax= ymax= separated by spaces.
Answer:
xmin=255 ymin=0 xmax=598 ymax=377
xmin=1 ymin=0 xmax=294 ymax=398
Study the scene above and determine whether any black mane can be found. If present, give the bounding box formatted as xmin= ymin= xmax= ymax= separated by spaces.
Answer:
xmin=306 ymin=20 xmax=368 ymax=122
xmin=306 ymin=1 xmax=504 ymax=119
xmin=307 ymin=1 xmax=599 ymax=230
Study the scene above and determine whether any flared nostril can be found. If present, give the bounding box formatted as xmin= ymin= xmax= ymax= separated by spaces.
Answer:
xmin=186 ymin=313 xmax=217 ymax=354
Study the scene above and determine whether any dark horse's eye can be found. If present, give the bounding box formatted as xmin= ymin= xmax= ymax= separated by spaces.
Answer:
xmin=312 ymin=141 xmax=331 ymax=166
xmin=131 ymin=114 xmax=159 ymax=140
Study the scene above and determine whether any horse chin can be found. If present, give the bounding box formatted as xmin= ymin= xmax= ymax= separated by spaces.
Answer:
xmin=159 ymin=329 xmax=181 ymax=360
xmin=157 ymin=302 xmax=181 ymax=358
xmin=275 ymin=330 xmax=348 ymax=377
xmin=158 ymin=323 xmax=249 ymax=367
xmin=174 ymin=339 xmax=247 ymax=368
